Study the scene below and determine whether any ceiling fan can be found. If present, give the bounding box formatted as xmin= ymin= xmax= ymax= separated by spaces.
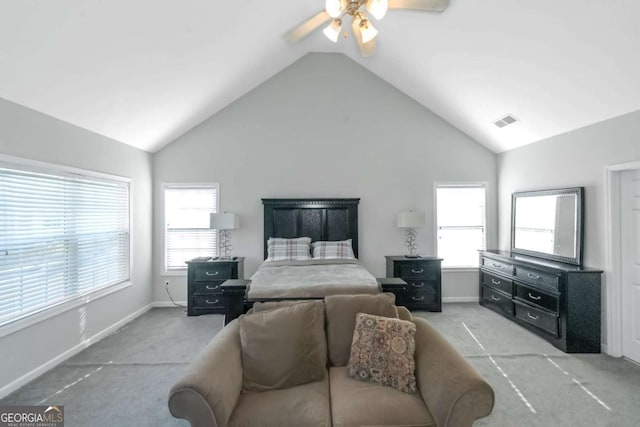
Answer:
xmin=286 ymin=0 xmax=450 ymax=57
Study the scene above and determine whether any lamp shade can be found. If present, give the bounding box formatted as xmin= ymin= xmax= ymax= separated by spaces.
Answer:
xmin=210 ymin=212 xmax=239 ymax=230
xmin=397 ymin=211 xmax=425 ymax=228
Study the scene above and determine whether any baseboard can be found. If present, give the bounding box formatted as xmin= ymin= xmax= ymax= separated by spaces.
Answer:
xmin=0 ymin=304 xmax=153 ymax=399
xmin=151 ymin=301 xmax=187 ymax=308
xmin=443 ymin=297 xmax=480 ymax=303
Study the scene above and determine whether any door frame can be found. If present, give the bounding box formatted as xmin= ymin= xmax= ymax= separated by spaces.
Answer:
xmin=604 ymin=160 xmax=640 ymax=356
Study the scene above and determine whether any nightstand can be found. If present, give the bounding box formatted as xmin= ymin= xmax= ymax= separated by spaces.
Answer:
xmin=385 ymin=256 xmax=443 ymax=312
xmin=186 ymin=257 xmax=244 ymax=316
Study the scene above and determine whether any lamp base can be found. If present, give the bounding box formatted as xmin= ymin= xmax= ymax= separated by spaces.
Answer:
xmin=404 ymin=254 xmax=422 ymax=259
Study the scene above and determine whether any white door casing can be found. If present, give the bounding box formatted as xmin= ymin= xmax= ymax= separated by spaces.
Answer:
xmin=621 ymin=169 xmax=640 ymax=363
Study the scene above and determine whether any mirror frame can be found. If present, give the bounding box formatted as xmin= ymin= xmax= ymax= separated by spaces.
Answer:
xmin=511 ymin=187 xmax=584 ymax=265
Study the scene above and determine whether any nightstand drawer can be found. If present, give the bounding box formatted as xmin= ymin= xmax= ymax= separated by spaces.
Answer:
xmin=396 ymin=292 xmax=437 ymax=309
xmin=192 ymin=280 xmax=225 ymax=295
xmin=515 ymin=301 xmax=559 ymax=337
xmin=402 ymin=280 xmax=437 ymax=293
xmin=481 ymin=271 xmax=513 ymax=296
xmin=192 ymin=295 xmax=225 ymax=309
xmin=481 ymin=286 xmax=514 ymax=316
xmin=515 ymin=266 xmax=559 ymax=292
xmin=193 ymin=264 xmax=233 ymax=281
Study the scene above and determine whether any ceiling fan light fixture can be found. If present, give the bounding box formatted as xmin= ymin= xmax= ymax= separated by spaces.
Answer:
xmin=359 ymin=18 xmax=378 ymax=43
xmin=323 ymin=19 xmax=342 ymax=43
xmin=366 ymin=0 xmax=388 ymax=20
xmin=325 ymin=0 xmax=346 ymax=18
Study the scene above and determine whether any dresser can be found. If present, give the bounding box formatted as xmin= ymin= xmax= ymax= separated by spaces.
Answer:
xmin=186 ymin=258 xmax=244 ymax=316
xmin=479 ymin=250 xmax=602 ymax=353
xmin=385 ymin=256 xmax=443 ymax=311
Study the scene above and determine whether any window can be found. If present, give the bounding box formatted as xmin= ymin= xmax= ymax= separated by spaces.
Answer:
xmin=163 ymin=184 xmax=218 ymax=272
xmin=0 ymin=158 xmax=130 ymax=327
xmin=436 ymin=184 xmax=486 ymax=268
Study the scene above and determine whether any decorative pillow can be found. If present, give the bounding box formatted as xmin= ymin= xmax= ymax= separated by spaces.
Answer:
xmin=239 ymin=300 xmax=327 ymax=392
xmin=347 ymin=312 xmax=417 ymax=393
xmin=266 ymin=237 xmax=312 ymax=261
xmin=324 ymin=293 xmax=399 ymax=367
xmin=312 ymin=239 xmax=355 ymax=259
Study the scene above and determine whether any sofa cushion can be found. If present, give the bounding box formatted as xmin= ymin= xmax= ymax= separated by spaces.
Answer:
xmin=239 ymin=300 xmax=327 ymax=392
xmin=329 ymin=367 xmax=435 ymax=427
xmin=325 ymin=293 xmax=399 ymax=366
xmin=229 ymin=374 xmax=331 ymax=427
xmin=347 ymin=313 xmax=417 ymax=393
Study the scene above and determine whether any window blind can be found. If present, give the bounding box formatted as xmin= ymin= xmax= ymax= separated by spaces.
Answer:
xmin=164 ymin=185 xmax=218 ymax=271
xmin=436 ymin=185 xmax=486 ymax=268
xmin=0 ymin=162 xmax=130 ymax=327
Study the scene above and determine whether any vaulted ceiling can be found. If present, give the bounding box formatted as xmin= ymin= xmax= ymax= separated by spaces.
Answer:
xmin=1 ymin=0 xmax=638 ymax=153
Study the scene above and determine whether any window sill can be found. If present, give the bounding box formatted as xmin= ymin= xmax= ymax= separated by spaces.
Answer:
xmin=0 ymin=281 xmax=132 ymax=339
xmin=162 ymin=270 xmax=187 ymax=277
xmin=442 ymin=267 xmax=480 ymax=273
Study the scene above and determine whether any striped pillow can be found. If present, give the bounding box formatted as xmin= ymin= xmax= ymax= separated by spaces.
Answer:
xmin=267 ymin=237 xmax=312 ymax=261
xmin=312 ymin=239 xmax=355 ymax=259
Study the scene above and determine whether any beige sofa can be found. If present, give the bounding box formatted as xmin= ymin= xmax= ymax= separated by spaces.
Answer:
xmin=168 ymin=294 xmax=494 ymax=427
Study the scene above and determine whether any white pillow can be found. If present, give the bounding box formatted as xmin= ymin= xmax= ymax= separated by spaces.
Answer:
xmin=312 ymin=239 xmax=355 ymax=259
xmin=267 ymin=237 xmax=312 ymax=261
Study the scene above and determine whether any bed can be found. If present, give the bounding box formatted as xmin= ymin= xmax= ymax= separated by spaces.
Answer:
xmin=221 ymin=198 xmax=380 ymax=323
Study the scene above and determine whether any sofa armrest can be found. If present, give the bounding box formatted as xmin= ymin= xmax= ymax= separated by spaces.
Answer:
xmin=168 ymin=320 xmax=243 ymax=427
xmin=413 ymin=317 xmax=494 ymax=427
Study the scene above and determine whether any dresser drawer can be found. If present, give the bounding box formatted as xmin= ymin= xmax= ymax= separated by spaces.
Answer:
xmin=399 ymin=263 xmax=437 ymax=279
xmin=192 ymin=295 xmax=225 ymax=309
xmin=396 ymin=292 xmax=437 ymax=309
xmin=402 ymin=280 xmax=437 ymax=293
xmin=481 ymin=257 xmax=514 ymax=276
xmin=193 ymin=264 xmax=233 ymax=282
xmin=192 ymin=280 xmax=225 ymax=295
xmin=515 ymin=301 xmax=559 ymax=337
xmin=481 ymin=271 xmax=513 ymax=296
xmin=481 ymin=286 xmax=514 ymax=316
xmin=514 ymin=283 xmax=559 ymax=313
xmin=515 ymin=266 xmax=559 ymax=292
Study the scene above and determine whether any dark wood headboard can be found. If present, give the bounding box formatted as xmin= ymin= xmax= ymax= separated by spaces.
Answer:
xmin=262 ymin=198 xmax=360 ymax=259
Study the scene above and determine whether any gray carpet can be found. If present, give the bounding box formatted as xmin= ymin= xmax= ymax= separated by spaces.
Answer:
xmin=2 ymin=304 xmax=640 ymax=426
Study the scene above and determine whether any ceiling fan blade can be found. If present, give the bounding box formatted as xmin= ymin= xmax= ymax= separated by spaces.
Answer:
xmin=351 ymin=17 xmax=376 ymax=57
xmin=388 ymin=0 xmax=450 ymax=12
xmin=285 ymin=10 xmax=332 ymax=42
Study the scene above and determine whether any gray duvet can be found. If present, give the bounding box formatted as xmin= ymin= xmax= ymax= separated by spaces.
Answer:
xmin=248 ymin=259 xmax=379 ymax=299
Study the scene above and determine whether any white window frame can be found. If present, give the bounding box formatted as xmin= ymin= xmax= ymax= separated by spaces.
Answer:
xmin=434 ymin=182 xmax=488 ymax=270
xmin=0 ymin=154 xmax=132 ymax=337
xmin=162 ymin=183 xmax=219 ymax=275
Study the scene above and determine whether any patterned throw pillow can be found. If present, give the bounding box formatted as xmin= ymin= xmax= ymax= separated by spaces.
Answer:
xmin=266 ymin=237 xmax=312 ymax=261
xmin=312 ymin=239 xmax=355 ymax=259
xmin=347 ymin=312 xmax=417 ymax=393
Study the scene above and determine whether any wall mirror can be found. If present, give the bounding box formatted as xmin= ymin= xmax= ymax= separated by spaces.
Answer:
xmin=511 ymin=187 xmax=584 ymax=265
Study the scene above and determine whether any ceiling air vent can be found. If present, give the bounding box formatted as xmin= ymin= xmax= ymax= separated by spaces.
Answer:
xmin=493 ymin=114 xmax=519 ymax=128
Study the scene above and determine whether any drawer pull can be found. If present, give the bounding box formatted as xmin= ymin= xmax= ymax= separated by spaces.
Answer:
xmin=411 ymin=268 xmax=424 ymax=274
xmin=527 ymin=272 xmax=541 ymax=280
xmin=205 ymin=284 xmax=220 ymax=290
xmin=491 ymin=279 xmax=502 ymax=285
xmin=205 ymin=299 xmax=219 ymax=305
xmin=411 ymin=283 xmax=424 ymax=288
xmin=491 ymin=263 xmax=502 ymax=268
xmin=528 ymin=292 xmax=541 ymax=301
xmin=205 ymin=271 xmax=219 ymax=277
xmin=527 ymin=312 xmax=539 ymax=320
xmin=411 ymin=295 xmax=425 ymax=301
xmin=491 ymin=295 xmax=501 ymax=301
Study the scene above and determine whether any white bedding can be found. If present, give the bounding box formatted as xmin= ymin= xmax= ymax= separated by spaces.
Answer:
xmin=248 ymin=259 xmax=379 ymax=299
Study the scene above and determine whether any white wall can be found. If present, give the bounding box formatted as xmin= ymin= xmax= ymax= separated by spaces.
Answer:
xmin=497 ymin=109 xmax=640 ymax=346
xmin=0 ymin=98 xmax=153 ymax=395
xmin=153 ymin=53 xmax=498 ymax=303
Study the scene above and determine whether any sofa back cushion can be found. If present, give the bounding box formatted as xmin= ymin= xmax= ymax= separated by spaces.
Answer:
xmin=324 ymin=293 xmax=399 ymax=366
xmin=239 ymin=300 xmax=327 ymax=392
